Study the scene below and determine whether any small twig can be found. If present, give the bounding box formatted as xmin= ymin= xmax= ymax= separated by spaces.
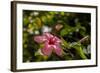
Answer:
xmin=78 ymin=35 xmax=89 ymax=43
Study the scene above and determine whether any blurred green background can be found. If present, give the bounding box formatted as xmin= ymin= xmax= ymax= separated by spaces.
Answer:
xmin=23 ymin=10 xmax=91 ymax=62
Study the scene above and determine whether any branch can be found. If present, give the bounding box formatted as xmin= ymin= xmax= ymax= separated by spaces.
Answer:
xmin=78 ymin=35 xmax=89 ymax=43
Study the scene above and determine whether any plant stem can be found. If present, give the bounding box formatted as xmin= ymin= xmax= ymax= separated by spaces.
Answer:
xmin=78 ymin=35 xmax=89 ymax=43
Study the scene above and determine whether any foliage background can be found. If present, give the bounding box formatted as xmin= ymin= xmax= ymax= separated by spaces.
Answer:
xmin=23 ymin=10 xmax=91 ymax=62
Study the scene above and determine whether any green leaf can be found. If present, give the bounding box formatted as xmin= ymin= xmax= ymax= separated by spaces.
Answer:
xmin=61 ymin=37 xmax=70 ymax=48
xmin=60 ymin=28 xmax=69 ymax=36
xmin=23 ymin=17 xmax=29 ymax=26
xmin=35 ymin=17 xmax=42 ymax=28
xmin=61 ymin=12 xmax=65 ymax=16
xmin=72 ymin=43 xmax=87 ymax=59
xmin=41 ymin=16 xmax=47 ymax=23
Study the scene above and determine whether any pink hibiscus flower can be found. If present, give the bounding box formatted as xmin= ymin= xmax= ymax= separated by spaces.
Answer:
xmin=34 ymin=33 xmax=62 ymax=56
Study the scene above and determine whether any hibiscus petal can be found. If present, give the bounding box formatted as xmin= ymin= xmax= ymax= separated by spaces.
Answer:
xmin=44 ymin=32 xmax=53 ymax=40
xmin=52 ymin=44 xmax=62 ymax=56
xmin=41 ymin=42 xmax=52 ymax=56
xmin=34 ymin=36 xmax=47 ymax=43
xmin=54 ymin=36 xmax=61 ymax=43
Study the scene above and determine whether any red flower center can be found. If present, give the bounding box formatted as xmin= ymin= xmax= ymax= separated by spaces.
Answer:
xmin=49 ymin=38 xmax=55 ymax=45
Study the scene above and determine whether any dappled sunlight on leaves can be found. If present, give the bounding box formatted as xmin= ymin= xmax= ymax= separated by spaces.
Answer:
xmin=23 ymin=10 xmax=91 ymax=62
